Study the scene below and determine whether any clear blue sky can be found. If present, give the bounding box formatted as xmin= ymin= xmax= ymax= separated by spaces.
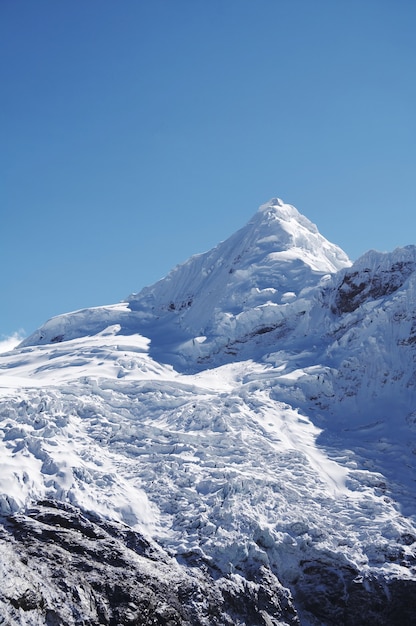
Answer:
xmin=2 ymin=0 xmax=416 ymax=339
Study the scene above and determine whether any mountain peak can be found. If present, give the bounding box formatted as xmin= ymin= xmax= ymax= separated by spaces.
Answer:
xmin=20 ymin=198 xmax=351 ymax=352
xmin=251 ymin=198 xmax=329 ymax=256
xmin=126 ymin=199 xmax=351 ymax=355
xmin=258 ymin=197 xmax=316 ymax=227
xmin=220 ymin=197 xmax=350 ymax=279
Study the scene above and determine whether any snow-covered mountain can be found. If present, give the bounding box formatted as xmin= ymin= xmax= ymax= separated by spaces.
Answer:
xmin=1 ymin=199 xmax=416 ymax=625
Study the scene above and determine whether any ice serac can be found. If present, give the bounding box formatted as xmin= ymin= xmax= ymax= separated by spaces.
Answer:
xmin=3 ymin=197 xmax=416 ymax=625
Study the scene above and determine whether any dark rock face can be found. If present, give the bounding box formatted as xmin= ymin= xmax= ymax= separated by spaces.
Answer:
xmin=294 ymin=558 xmax=416 ymax=626
xmin=0 ymin=500 xmax=299 ymax=626
xmin=332 ymin=260 xmax=415 ymax=314
xmin=2 ymin=501 xmax=416 ymax=625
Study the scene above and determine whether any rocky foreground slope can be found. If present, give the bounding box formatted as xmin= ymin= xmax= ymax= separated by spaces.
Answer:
xmin=1 ymin=199 xmax=416 ymax=625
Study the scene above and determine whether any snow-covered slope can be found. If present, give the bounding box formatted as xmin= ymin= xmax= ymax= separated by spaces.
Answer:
xmin=1 ymin=199 xmax=416 ymax=625
xmin=20 ymin=199 xmax=350 ymax=367
xmin=127 ymin=198 xmax=350 ymax=329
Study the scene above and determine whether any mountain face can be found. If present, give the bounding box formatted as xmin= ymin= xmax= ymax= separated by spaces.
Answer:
xmin=1 ymin=199 xmax=416 ymax=625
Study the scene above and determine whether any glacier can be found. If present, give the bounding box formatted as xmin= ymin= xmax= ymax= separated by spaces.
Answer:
xmin=1 ymin=198 xmax=416 ymax=625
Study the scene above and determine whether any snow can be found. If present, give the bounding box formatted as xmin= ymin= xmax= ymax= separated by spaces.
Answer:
xmin=1 ymin=197 xmax=416 ymax=605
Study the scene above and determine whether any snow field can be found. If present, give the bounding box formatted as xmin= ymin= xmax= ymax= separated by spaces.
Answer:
xmin=1 ymin=331 xmax=415 ymax=589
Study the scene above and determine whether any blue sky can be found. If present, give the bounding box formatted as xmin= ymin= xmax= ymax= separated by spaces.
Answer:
xmin=2 ymin=0 xmax=416 ymax=340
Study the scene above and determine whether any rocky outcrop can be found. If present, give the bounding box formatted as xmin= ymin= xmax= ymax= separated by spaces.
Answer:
xmin=2 ymin=501 xmax=416 ymax=625
xmin=330 ymin=252 xmax=416 ymax=315
xmin=294 ymin=558 xmax=416 ymax=626
xmin=0 ymin=500 xmax=299 ymax=626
